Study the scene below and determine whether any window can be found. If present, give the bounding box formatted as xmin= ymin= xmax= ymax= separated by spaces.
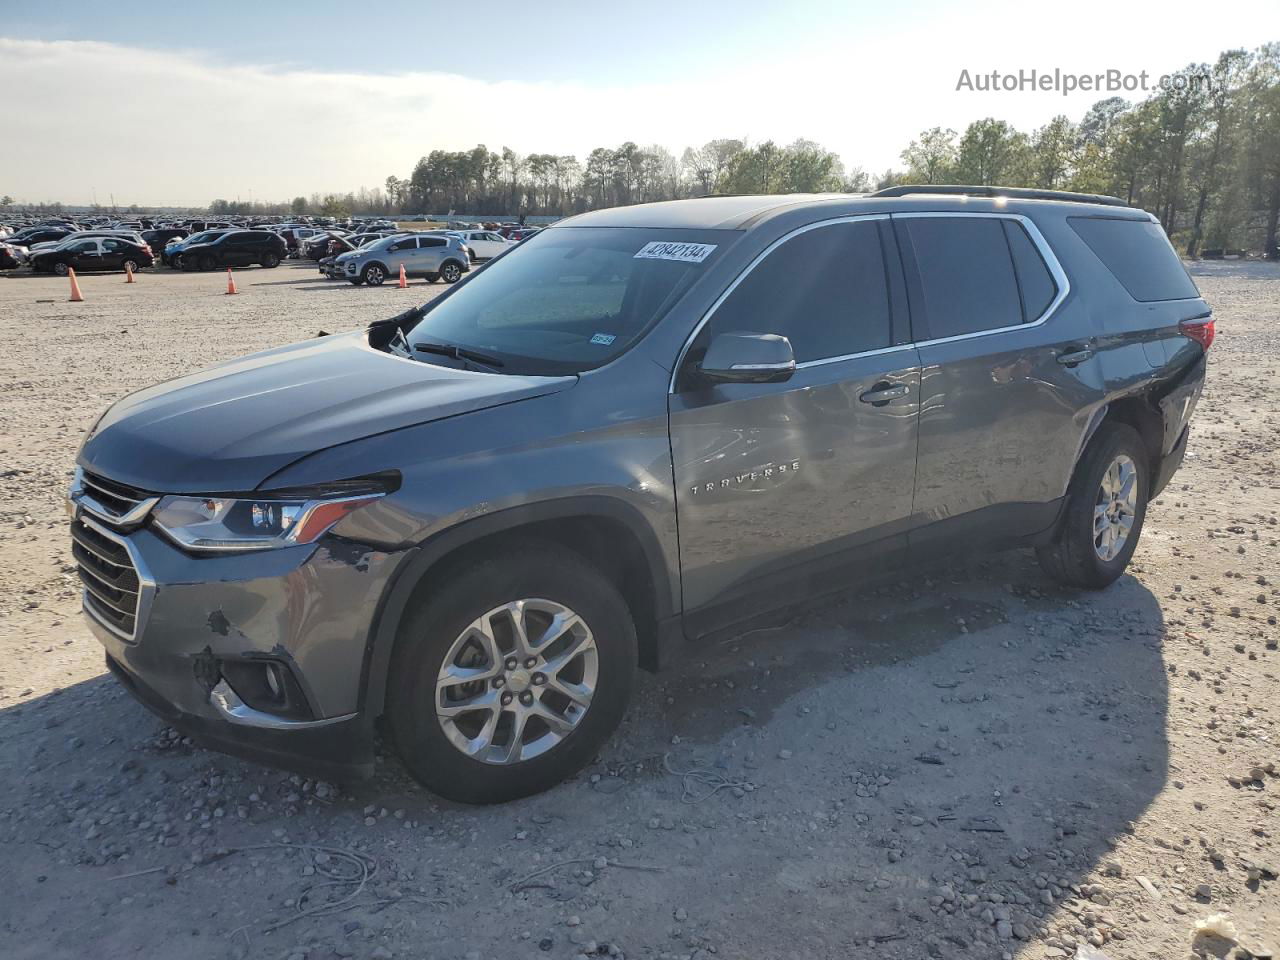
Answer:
xmin=418 ymin=237 xmax=447 ymax=248
xmin=902 ymin=217 xmax=1022 ymax=338
xmin=405 ymin=226 xmax=730 ymax=375
xmin=67 ymin=240 xmax=98 ymax=253
xmin=1069 ymin=217 xmax=1199 ymax=302
xmin=704 ymin=220 xmax=891 ymax=364
xmin=1002 ymin=221 xmax=1058 ymax=321
xmin=102 ymin=239 xmax=124 ymax=252
xmin=388 ymin=238 xmax=415 ymax=252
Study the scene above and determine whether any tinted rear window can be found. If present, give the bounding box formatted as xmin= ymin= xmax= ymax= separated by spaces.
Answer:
xmin=1069 ymin=217 xmax=1199 ymax=302
xmin=902 ymin=217 xmax=1022 ymax=338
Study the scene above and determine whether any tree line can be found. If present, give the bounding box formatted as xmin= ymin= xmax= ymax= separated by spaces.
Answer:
xmin=373 ymin=41 xmax=1278 ymax=256
xmin=895 ymin=44 xmax=1279 ymax=256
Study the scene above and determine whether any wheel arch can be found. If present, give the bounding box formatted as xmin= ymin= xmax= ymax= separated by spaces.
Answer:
xmin=359 ymin=496 xmax=675 ymax=723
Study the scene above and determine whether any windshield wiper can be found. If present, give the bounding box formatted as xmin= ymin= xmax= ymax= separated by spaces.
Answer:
xmin=412 ymin=341 xmax=505 ymax=370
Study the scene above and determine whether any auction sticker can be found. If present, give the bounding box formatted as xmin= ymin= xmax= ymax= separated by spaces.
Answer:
xmin=633 ymin=241 xmax=717 ymax=263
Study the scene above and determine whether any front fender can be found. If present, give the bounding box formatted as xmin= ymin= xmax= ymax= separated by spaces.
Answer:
xmin=354 ymin=494 xmax=676 ymax=719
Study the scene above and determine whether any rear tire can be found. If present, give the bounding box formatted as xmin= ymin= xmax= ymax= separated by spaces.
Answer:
xmin=261 ymin=252 xmax=281 ymax=268
xmin=387 ymin=543 xmax=637 ymax=804
xmin=1037 ymin=423 xmax=1148 ymax=589
xmin=122 ymin=259 xmax=140 ymax=274
xmin=440 ymin=260 xmax=463 ymax=284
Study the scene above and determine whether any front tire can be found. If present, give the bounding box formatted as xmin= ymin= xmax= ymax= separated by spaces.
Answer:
xmin=387 ymin=543 xmax=637 ymax=804
xmin=1037 ymin=423 xmax=1148 ymax=589
xmin=53 ymin=261 xmax=70 ymax=276
xmin=362 ymin=263 xmax=386 ymax=286
xmin=197 ymin=254 xmax=216 ymax=272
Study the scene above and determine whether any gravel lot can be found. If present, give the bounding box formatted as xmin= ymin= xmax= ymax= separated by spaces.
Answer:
xmin=0 ymin=259 xmax=1276 ymax=960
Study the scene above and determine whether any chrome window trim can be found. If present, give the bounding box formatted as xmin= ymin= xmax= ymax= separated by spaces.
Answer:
xmin=78 ymin=512 xmax=157 ymax=644
xmin=795 ymin=343 xmax=916 ymax=370
xmin=891 ymin=211 xmax=1070 ymax=348
xmin=668 ymin=214 xmax=891 ymax=392
xmin=669 ymin=210 xmax=1073 ymax=389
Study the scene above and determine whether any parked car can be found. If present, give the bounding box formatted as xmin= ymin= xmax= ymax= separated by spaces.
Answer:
xmin=318 ymin=233 xmax=398 ymax=277
xmin=70 ymin=187 xmax=1210 ymax=803
xmin=31 ymin=235 xmax=153 ymax=275
xmin=453 ymin=229 xmax=513 ymax=261
xmin=7 ymin=226 xmax=77 ymax=247
xmin=177 ymin=230 xmax=287 ymax=270
xmin=0 ymin=242 xmax=28 ymax=269
xmin=142 ymin=227 xmax=189 ymax=251
xmin=335 ymin=233 xmax=469 ymax=285
xmin=163 ymin=229 xmax=230 ymax=267
xmin=25 ymin=229 xmax=147 ymax=253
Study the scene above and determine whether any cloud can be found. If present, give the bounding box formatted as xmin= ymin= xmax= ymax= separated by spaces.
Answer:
xmin=3 ymin=11 xmax=1278 ymax=207
xmin=3 ymin=37 xmax=845 ymax=206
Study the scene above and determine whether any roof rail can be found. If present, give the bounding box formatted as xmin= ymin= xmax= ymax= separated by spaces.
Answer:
xmin=871 ymin=184 xmax=1128 ymax=208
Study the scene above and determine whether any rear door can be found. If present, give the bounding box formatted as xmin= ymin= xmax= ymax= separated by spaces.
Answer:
xmin=669 ymin=216 xmax=921 ymax=627
xmin=98 ymin=238 xmax=127 ymax=268
xmin=895 ymin=212 xmax=1097 ymax=547
xmin=417 ymin=236 xmax=449 ymax=274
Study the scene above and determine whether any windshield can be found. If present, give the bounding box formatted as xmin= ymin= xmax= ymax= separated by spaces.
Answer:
xmin=404 ymin=226 xmax=734 ymax=374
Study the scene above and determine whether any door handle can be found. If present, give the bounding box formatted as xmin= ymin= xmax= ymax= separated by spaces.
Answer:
xmin=1057 ymin=347 xmax=1094 ymax=367
xmin=859 ymin=383 xmax=910 ymax=406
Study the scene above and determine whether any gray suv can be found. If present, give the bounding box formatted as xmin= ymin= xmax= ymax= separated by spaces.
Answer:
xmin=70 ymin=186 xmax=1210 ymax=803
xmin=336 ymin=233 xmax=470 ymax=286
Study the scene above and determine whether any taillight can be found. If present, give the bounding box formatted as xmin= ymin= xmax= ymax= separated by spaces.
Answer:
xmin=142 ymin=244 xmax=152 ymax=255
xmin=1179 ymin=315 xmax=1215 ymax=351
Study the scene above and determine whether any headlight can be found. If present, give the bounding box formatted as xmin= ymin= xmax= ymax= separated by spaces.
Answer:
xmin=151 ymin=479 xmax=393 ymax=553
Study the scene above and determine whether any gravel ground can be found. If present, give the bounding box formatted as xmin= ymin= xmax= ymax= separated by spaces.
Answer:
xmin=0 ymin=260 xmax=1276 ymax=960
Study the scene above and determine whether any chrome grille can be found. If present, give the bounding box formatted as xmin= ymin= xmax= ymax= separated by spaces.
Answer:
xmin=72 ymin=516 xmax=141 ymax=641
xmin=80 ymin=470 xmax=154 ymax=525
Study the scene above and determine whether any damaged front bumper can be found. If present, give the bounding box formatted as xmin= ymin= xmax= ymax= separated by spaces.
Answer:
xmin=77 ymin=517 xmax=410 ymax=780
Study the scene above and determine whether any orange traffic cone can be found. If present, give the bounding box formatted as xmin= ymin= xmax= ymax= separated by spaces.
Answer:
xmin=68 ymin=268 xmax=84 ymax=302
xmin=225 ymin=267 xmax=238 ymax=295
xmin=124 ymin=262 xmax=135 ymax=283
xmin=398 ymin=263 xmax=407 ymax=288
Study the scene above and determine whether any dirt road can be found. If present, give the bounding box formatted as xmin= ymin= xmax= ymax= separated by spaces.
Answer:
xmin=0 ymin=260 xmax=1276 ymax=960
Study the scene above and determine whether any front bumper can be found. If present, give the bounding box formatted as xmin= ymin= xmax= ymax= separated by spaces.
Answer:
xmin=105 ymin=652 xmax=374 ymax=780
xmin=76 ymin=512 xmax=409 ymax=780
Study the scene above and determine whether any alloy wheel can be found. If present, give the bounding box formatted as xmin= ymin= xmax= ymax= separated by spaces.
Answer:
xmin=1093 ymin=454 xmax=1138 ymax=562
xmin=435 ymin=598 xmax=597 ymax=764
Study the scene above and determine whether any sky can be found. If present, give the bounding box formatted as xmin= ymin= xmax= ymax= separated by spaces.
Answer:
xmin=3 ymin=0 xmax=1278 ymax=207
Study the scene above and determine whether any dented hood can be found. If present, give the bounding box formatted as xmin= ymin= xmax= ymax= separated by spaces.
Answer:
xmin=79 ymin=331 xmax=575 ymax=493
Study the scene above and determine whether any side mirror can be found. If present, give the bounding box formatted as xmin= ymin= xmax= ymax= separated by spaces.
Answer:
xmin=699 ymin=332 xmax=796 ymax=384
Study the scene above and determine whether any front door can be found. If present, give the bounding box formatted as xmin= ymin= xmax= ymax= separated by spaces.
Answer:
xmin=669 ymin=217 xmax=921 ymax=628
xmin=67 ymin=239 xmax=104 ymax=271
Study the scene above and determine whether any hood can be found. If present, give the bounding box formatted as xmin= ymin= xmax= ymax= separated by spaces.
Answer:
xmin=79 ymin=331 xmax=576 ymax=493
